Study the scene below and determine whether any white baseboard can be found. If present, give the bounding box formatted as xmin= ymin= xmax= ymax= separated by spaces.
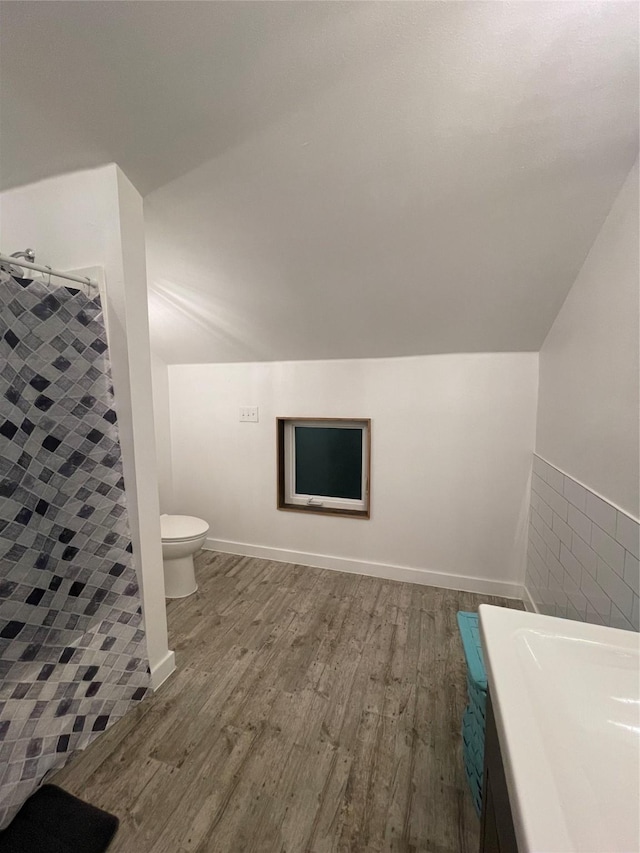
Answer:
xmin=522 ymin=586 xmax=540 ymax=614
xmin=204 ymin=538 xmax=524 ymax=600
xmin=150 ymin=649 xmax=176 ymax=690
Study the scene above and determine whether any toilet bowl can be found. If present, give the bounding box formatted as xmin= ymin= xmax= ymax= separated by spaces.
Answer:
xmin=160 ymin=514 xmax=209 ymax=599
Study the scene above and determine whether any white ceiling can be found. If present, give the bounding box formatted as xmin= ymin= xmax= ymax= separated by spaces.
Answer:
xmin=1 ymin=2 xmax=638 ymax=364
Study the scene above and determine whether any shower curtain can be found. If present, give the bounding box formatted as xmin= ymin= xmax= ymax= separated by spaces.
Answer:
xmin=0 ymin=271 xmax=150 ymax=828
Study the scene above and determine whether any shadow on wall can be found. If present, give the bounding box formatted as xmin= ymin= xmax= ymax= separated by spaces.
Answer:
xmin=148 ymin=277 xmax=267 ymax=364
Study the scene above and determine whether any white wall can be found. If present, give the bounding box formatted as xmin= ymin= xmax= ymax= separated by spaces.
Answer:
xmin=0 ymin=165 xmax=174 ymax=687
xmin=536 ymin=160 xmax=639 ymax=519
xmin=150 ymin=351 xmax=173 ymax=513
xmin=169 ymin=353 xmax=538 ymax=597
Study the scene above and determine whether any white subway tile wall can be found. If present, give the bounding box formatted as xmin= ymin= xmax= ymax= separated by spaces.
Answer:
xmin=526 ymin=455 xmax=639 ymax=632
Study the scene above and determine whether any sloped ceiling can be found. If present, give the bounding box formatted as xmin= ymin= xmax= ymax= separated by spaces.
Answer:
xmin=1 ymin=2 xmax=638 ymax=364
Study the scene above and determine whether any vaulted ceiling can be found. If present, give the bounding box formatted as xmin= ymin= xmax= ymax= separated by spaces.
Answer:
xmin=1 ymin=2 xmax=638 ymax=363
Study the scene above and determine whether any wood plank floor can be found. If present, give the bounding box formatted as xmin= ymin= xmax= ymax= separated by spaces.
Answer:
xmin=52 ymin=552 xmax=522 ymax=853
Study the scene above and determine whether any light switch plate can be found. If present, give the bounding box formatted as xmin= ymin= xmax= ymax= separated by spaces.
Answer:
xmin=239 ymin=406 xmax=259 ymax=422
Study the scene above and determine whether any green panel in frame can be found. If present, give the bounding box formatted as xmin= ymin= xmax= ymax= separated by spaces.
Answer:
xmin=277 ymin=418 xmax=370 ymax=518
xmin=295 ymin=426 xmax=363 ymax=500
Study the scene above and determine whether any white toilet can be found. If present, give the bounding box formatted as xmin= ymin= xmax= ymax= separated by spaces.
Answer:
xmin=160 ymin=514 xmax=210 ymax=599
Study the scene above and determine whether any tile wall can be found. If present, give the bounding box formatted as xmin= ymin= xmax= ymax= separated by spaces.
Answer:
xmin=525 ymin=455 xmax=639 ymax=631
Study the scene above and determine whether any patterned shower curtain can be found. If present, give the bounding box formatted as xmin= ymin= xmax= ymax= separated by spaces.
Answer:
xmin=0 ymin=271 xmax=150 ymax=828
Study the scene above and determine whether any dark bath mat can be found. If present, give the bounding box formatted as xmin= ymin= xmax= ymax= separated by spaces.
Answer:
xmin=0 ymin=784 xmax=118 ymax=853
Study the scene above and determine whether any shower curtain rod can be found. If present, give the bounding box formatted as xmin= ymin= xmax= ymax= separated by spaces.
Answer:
xmin=0 ymin=253 xmax=98 ymax=288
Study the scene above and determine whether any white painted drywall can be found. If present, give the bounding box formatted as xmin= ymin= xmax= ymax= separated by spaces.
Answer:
xmin=2 ymin=4 xmax=637 ymax=364
xmin=168 ymin=354 xmax=538 ymax=596
xmin=140 ymin=1 xmax=638 ymax=365
xmin=3 ymin=3 xmax=637 ymax=197
xmin=536 ymin=160 xmax=640 ymax=519
xmin=0 ymin=165 xmax=174 ymax=686
xmin=150 ymin=351 xmax=173 ymax=514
